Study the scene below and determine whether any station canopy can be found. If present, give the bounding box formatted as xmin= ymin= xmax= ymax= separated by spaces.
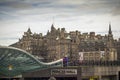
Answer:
xmin=0 ymin=46 xmax=63 ymax=77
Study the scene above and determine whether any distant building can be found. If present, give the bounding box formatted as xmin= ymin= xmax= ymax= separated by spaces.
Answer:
xmin=10 ymin=23 xmax=120 ymax=62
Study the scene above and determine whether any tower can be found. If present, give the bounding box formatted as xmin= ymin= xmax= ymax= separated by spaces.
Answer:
xmin=108 ymin=23 xmax=113 ymax=40
xmin=107 ymin=23 xmax=117 ymax=61
xmin=27 ymin=27 xmax=32 ymax=34
xmin=109 ymin=23 xmax=112 ymax=34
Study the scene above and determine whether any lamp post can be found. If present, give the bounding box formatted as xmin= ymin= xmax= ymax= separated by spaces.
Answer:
xmin=66 ymin=34 xmax=71 ymax=65
xmin=8 ymin=65 xmax=13 ymax=80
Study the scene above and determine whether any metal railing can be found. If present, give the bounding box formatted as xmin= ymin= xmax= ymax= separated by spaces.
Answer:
xmin=68 ymin=60 xmax=120 ymax=66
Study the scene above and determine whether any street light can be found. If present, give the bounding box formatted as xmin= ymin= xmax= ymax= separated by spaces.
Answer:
xmin=65 ymin=34 xmax=71 ymax=65
xmin=8 ymin=65 xmax=13 ymax=80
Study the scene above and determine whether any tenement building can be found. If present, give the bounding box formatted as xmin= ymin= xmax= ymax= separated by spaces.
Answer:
xmin=10 ymin=23 xmax=120 ymax=62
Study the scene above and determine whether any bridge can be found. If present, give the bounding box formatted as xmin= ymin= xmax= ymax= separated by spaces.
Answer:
xmin=81 ymin=66 xmax=120 ymax=80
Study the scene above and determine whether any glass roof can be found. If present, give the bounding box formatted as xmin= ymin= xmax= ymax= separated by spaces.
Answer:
xmin=0 ymin=46 xmax=63 ymax=77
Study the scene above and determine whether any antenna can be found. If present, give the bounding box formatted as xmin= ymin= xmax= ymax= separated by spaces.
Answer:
xmin=52 ymin=16 xmax=55 ymax=25
xmin=109 ymin=21 xmax=111 ymax=24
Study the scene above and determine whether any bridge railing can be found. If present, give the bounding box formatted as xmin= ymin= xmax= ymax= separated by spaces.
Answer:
xmin=68 ymin=60 xmax=120 ymax=66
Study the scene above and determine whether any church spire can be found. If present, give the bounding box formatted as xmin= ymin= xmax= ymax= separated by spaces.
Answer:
xmin=108 ymin=22 xmax=113 ymax=41
xmin=108 ymin=22 xmax=112 ymax=35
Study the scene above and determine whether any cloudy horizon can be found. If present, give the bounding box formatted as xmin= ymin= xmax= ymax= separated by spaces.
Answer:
xmin=0 ymin=0 xmax=120 ymax=46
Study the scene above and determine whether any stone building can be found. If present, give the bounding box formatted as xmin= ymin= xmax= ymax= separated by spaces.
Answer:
xmin=10 ymin=23 xmax=119 ymax=62
xmin=115 ymin=38 xmax=120 ymax=60
xmin=78 ymin=24 xmax=118 ymax=61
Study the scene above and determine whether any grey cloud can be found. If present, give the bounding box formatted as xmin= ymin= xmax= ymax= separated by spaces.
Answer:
xmin=75 ymin=0 xmax=120 ymax=15
xmin=111 ymin=4 xmax=120 ymax=15
xmin=0 ymin=0 xmax=33 ymax=10
xmin=53 ymin=0 xmax=120 ymax=16
xmin=0 ymin=0 xmax=120 ymax=21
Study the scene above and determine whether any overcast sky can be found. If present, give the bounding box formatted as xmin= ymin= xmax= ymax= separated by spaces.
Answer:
xmin=0 ymin=0 xmax=120 ymax=46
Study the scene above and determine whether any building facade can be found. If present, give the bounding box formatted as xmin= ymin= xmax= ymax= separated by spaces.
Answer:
xmin=10 ymin=23 xmax=120 ymax=62
xmin=22 ymin=66 xmax=120 ymax=80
